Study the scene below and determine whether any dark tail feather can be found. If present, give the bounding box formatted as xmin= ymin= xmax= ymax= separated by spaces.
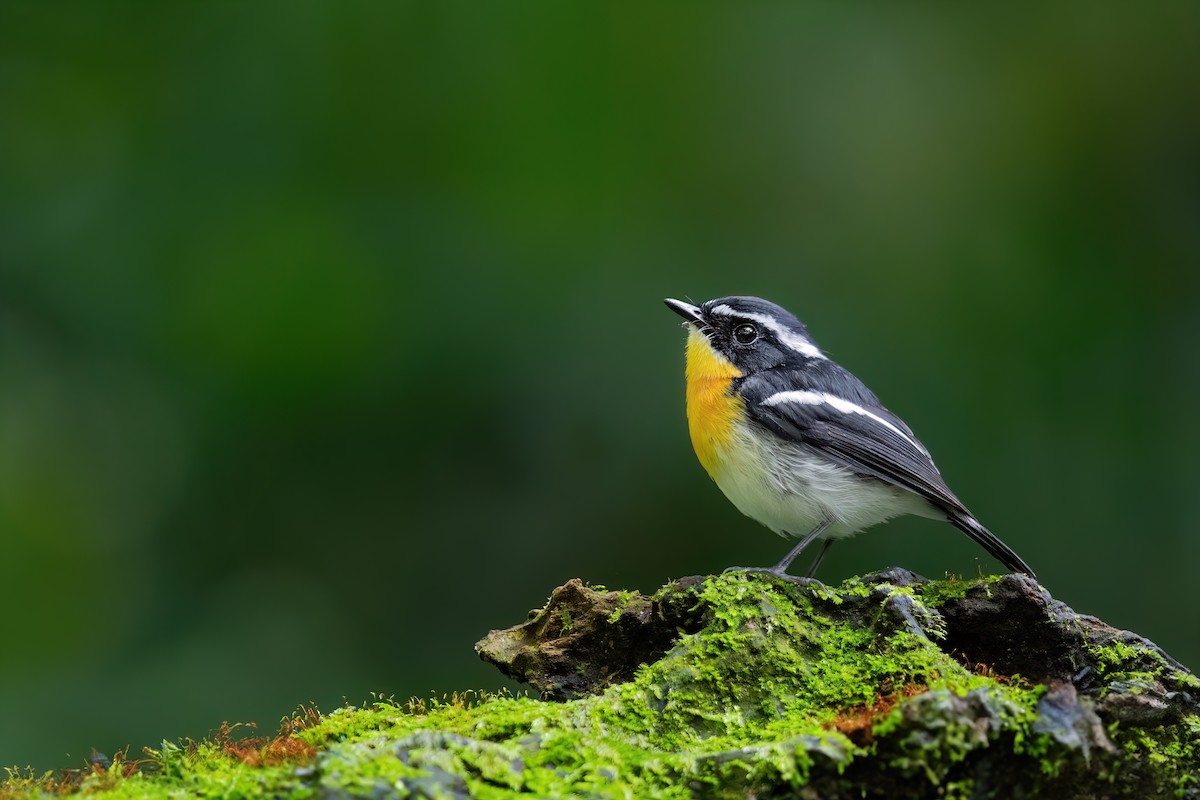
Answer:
xmin=948 ymin=513 xmax=1036 ymax=578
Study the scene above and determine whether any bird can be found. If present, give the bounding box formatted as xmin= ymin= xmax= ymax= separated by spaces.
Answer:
xmin=664 ymin=295 xmax=1035 ymax=579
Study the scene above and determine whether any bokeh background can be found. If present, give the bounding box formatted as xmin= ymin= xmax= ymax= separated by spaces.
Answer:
xmin=2 ymin=3 xmax=1198 ymax=770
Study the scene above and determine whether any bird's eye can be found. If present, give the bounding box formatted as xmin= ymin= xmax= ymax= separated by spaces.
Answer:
xmin=733 ymin=323 xmax=758 ymax=345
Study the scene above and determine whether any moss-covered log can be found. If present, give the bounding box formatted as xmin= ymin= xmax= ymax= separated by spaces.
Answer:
xmin=4 ymin=571 xmax=1198 ymax=798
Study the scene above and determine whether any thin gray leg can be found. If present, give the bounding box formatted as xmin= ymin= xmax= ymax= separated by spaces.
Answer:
xmin=724 ymin=518 xmax=833 ymax=577
xmin=771 ymin=518 xmax=833 ymax=574
xmin=805 ymin=538 xmax=834 ymax=578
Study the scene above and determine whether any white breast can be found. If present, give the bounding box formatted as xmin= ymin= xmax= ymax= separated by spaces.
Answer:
xmin=710 ymin=421 xmax=939 ymax=540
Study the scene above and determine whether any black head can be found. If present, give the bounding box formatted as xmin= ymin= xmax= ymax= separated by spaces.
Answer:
xmin=663 ymin=295 xmax=824 ymax=373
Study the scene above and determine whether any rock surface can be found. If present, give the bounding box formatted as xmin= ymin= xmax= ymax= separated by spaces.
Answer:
xmin=471 ymin=570 xmax=1200 ymax=798
xmin=6 ymin=570 xmax=1197 ymax=798
xmin=475 ymin=576 xmax=710 ymax=699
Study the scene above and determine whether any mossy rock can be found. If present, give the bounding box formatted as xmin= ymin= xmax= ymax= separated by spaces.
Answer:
xmin=5 ymin=571 xmax=1198 ymax=798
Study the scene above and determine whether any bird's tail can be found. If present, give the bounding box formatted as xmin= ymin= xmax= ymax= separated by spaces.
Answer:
xmin=948 ymin=513 xmax=1036 ymax=578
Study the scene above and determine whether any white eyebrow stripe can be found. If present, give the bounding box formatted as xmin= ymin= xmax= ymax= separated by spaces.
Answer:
xmin=760 ymin=390 xmax=929 ymax=456
xmin=709 ymin=305 xmax=825 ymax=360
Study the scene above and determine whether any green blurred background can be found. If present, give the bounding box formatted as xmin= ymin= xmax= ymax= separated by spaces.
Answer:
xmin=2 ymin=2 xmax=1198 ymax=770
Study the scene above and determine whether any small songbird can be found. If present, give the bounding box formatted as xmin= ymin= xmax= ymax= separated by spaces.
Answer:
xmin=664 ymin=295 xmax=1035 ymax=578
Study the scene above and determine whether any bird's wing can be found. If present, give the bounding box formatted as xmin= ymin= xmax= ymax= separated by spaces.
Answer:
xmin=745 ymin=387 xmax=966 ymax=516
xmin=746 ymin=385 xmax=1036 ymax=576
xmin=748 ymin=391 xmax=964 ymax=510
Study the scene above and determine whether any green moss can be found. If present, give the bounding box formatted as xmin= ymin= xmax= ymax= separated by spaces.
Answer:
xmin=607 ymin=590 xmax=636 ymax=624
xmin=1086 ymin=635 xmax=1186 ymax=705
xmin=4 ymin=572 xmax=1197 ymax=799
xmin=1110 ymin=717 xmax=1200 ymax=797
xmin=913 ymin=573 xmax=1003 ymax=607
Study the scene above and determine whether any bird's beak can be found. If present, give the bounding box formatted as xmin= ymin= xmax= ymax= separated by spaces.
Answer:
xmin=664 ymin=298 xmax=704 ymax=327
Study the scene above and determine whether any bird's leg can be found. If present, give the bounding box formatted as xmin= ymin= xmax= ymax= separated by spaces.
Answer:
xmin=770 ymin=518 xmax=832 ymax=574
xmin=723 ymin=518 xmax=833 ymax=577
xmin=805 ymin=538 xmax=834 ymax=578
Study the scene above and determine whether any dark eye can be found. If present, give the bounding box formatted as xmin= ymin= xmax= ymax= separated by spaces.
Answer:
xmin=733 ymin=323 xmax=758 ymax=345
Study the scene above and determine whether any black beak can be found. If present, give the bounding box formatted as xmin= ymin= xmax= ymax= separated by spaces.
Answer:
xmin=664 ymin=298 xmax=704 ymax=326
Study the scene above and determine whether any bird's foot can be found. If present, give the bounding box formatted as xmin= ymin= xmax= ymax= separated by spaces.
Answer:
xmin=721 ymin=566 xmax=822 ymax=586
xmin=722 ymin=565 xmax=785 ymax=575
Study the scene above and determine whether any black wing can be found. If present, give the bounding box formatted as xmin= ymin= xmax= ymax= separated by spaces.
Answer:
xmin=747 ymin=388 xmax=961 ymax=511
xmin=744 ymin=374 xmax=1035 ymax=577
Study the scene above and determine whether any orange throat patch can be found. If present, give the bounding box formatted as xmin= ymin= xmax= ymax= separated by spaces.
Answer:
xmin=683 ymin=327 xmax=744 ymax=478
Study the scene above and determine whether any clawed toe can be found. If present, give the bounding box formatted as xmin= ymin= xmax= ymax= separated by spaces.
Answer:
xmin=722 ymin=566 xmax=789 ymax=577
xmin=720 ymin=566 xmax=826 ymax=587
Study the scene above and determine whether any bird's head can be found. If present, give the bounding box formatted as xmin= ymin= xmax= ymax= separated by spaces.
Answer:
xmin=664 ymin=295 xmax=824 ymax=377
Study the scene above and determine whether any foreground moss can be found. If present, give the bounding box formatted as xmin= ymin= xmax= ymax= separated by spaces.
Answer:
xmin=4 ymin=571 xmax=1198 ymax=798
